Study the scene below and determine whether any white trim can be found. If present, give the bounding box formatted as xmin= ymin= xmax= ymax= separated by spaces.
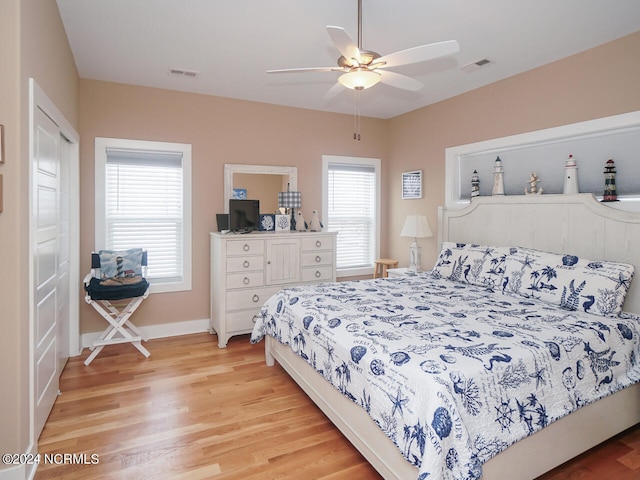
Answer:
xmin=80 ymin=318 xmax=211 ymax=350
xmin=0 ymin=464 xmax=28 ymax=480
xmin=223 ymin=164 xmax=297 ymax=214
xmin=94 ymin=137 xmax=192 ymax=294
xmin=0 ymin=440 xmax=42 ymax=480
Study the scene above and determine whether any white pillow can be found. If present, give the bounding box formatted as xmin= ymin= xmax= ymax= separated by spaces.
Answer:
xmin=502 ymin=247 xmax=634 ymax=317
xmin=431 ymin=242 xmax=510 ymax=290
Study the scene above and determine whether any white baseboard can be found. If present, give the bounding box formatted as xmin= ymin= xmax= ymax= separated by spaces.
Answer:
xmin=0 ymin=465 xmax=25 ymax=480
xmin=80 ymin=318 xmax=211 ymax=350
xmin=0 ymin=442 xmax=38 ymax=480
xmin=0 ymin=465 xmax=28 ymax=480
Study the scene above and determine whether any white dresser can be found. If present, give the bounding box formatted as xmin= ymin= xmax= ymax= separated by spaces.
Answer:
xmin=210 ymin=230 xmax=337 ymax=347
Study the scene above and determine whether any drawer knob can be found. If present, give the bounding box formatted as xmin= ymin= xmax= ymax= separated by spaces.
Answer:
xmin=315 ymin=270 xmax=321 ymax=278
xmin=243 ymin=260 xmax=250 ymax=268
xmin=315 ymin=255 xmax=321 ymax=263
xmin=315 ymin=240 xmax=322 ymax=248
xmin=252 ymin=294 xmax=260 ymax=303
xmin=243 ymin=277 xmax=250 ymax=285
xmin=243 ymin=244 xmax=250 ymax=252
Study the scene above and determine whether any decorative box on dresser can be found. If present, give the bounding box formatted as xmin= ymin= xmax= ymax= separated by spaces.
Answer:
xmin=210 ymin=231 xmax=337 ymax=347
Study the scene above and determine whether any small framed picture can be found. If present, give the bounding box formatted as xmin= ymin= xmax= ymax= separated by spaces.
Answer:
xmin=402 ymin=170 xmax=422 ymax=199
xmin=259 ymin=214 xmax=275 ymax=231
xmin=275 ymin=214 xmax=290 ymax=231
xmin=232 ymin=188 xmax=247 ymax=199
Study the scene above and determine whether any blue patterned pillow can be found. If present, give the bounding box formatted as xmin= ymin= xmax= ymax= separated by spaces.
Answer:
xmin=502 ymin=247 xmax=634 ymax=317
xmin=431 ymin=242 xmax=510 ymax=289
xmin=98 ymin=248 xmax=144 ymax=279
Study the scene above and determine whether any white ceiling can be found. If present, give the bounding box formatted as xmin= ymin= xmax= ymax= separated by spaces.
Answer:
xmin=56 ymin=0 xmax=640 ymax=120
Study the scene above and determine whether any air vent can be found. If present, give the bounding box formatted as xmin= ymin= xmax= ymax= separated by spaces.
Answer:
xmin=460 ymin=58 xmax=493 ymax=73
xmin=169 ymin=68 xmax=200 ymax=78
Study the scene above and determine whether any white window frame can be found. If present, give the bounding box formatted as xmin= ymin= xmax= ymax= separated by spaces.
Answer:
xmin=322 ymin=155 xmax=381 ymax=278
xmin=95 ymin=137 xmax=192 ymax=293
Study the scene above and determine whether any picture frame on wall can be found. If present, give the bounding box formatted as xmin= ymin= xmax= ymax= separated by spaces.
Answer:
xmin=232 ymin=188 xmax=247 ymax=199
xmin=402 ymin=170 xmax=422 ymax=199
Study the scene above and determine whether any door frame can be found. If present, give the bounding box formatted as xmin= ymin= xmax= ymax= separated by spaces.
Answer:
xmin=28 ymin=78 xmax=80 ymax=449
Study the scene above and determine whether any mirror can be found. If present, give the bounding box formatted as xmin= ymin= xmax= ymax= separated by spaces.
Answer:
xmin=224 ymin=164 xmax=298 ymax=214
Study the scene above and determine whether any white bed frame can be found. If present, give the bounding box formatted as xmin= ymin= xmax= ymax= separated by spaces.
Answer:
xmin=264 ymin=194 xmax=640 ymax=479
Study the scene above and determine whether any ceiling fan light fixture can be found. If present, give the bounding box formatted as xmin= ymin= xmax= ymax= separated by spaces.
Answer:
xmin=338 ymin=69 xmax=380 ymax=90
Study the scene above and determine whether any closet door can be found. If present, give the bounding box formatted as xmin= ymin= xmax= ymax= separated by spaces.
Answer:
xmin=32 ymin=107 xmax=69 ymax=438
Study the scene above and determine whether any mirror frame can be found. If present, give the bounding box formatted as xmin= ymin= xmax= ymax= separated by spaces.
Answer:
xmin=223 ymin=164 xmax=298 ymax=213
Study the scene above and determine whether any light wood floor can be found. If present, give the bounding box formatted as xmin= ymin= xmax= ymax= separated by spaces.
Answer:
xmin=36 ymin=333 xmax=640 ymax=480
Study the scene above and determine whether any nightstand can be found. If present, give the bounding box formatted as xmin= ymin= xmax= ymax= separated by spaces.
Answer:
xmin=386 ymin=267 xmax=413 ymax=278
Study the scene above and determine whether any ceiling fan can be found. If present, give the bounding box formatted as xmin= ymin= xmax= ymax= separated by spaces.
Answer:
xmin=267 ymin=0 xmax=460 ymax=94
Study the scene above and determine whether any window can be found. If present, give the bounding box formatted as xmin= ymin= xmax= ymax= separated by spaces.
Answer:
xmin=322 ymin=155 xmax=380 ymax=277
xmin=95 ymin=138 xmax=192 ymax=293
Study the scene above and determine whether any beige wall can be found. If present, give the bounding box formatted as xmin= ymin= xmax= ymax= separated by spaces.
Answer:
xmin=78 ymin=32 xmax=640 ymax=335
xmin=78 ymin=80 xmax=389 ymax=333
xmin=388 ymin=31 xmax=640 ymax=271
xmin=0 ymin=0 xmax=78 ymax=470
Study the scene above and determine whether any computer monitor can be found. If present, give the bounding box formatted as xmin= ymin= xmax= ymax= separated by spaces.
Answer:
xmin=228 ymin=199 xmax=260 ymax=232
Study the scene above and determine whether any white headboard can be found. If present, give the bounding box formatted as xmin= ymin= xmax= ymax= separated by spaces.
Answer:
xmin=439 ymin=193 xmax=640 ymax=315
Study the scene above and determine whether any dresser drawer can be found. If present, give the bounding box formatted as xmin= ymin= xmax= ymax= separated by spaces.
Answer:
xmin=226 ymin=286 xmax=280 ymax=311
xmin=301 ymin=251 xmax=333 ymax=267
xmin=225 ymin=310 xmax=261 ymax=334
xmin=301 ymin=265 xmax=334 ymax=282
xmin=301 ymin=236 xmax=331 ymax=252
xmin=227 ymin=256 xmax=264 ymax=273
xmin=226 ymin=271 xmax=264 ymax=289
xmin=227 ymin=239 xmax=264 ymax=256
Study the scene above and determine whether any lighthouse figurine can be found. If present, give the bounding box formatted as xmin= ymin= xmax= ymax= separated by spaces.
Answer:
xmin=563 ymin=155 xmax=580 ymax=194
xmin=471 ymin=170 xmax=480 ymax=200
xmin=602 ymin=158 xmax=618 ymax=202
xmin=492 ymin=157 xmax=505 ymax=196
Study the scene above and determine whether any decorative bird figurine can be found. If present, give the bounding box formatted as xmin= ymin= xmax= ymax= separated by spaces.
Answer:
xmin=295 ymin=211 xmax=307 ymax=231
xmin=309 ymin=210 xmax=323 ymax=231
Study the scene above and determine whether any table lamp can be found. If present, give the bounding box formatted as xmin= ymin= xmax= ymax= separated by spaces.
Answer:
xmin=400 ymin=215 xmax=433 ymax=273
xmin=278 ymin=190 xmax=302 ymax=230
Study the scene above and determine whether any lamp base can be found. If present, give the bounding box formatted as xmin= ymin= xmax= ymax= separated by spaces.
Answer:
xmin=408 ymin=241 xmax=422 ymax=273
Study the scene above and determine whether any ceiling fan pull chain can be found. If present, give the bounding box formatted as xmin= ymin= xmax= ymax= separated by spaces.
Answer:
xmin=353 ymin=88 xmax=361 ymax=140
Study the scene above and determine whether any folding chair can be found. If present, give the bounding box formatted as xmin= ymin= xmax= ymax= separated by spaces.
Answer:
xmin=83 ymin=248 xmax=150 ymax=365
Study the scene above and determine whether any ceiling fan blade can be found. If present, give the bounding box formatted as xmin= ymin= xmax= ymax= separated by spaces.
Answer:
xmin=378 ymin=70 xmax=423 ymax=91
xmin=267 ymin=67 xmax=345 ymax=74
xmin=376 ymin=40 xmax=459 ymax=69
xmin=327 ymin=26 xmax=362 ymax=65
xmin=324 ymin=82 xmax=345 ymax=101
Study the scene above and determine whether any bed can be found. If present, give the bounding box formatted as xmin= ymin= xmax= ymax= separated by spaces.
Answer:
xmin=250 ymin=194 xmax=640 ymax=480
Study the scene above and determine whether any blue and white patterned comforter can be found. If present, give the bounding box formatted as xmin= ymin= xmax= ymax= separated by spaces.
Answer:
xmin=250 ymin=273 xmax=640 ymax=480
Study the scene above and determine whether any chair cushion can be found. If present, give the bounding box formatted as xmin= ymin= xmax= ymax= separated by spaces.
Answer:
xmin=86 ymin=276 xmax=149 ymax=301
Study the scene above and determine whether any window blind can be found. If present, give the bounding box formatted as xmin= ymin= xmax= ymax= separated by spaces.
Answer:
xmin=105 ymin=148 xmax=184 ymax=283
xmin=327 ymin=163 xmax=376 ymax=270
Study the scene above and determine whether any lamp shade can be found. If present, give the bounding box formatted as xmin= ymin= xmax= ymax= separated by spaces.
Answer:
xmin=338 ymin=69 xmax=381 ymax=90
xmin=278 ymin=191 xmax=302 ymax=209
xmin=400 ymin=215 xmax=433 ymax=239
